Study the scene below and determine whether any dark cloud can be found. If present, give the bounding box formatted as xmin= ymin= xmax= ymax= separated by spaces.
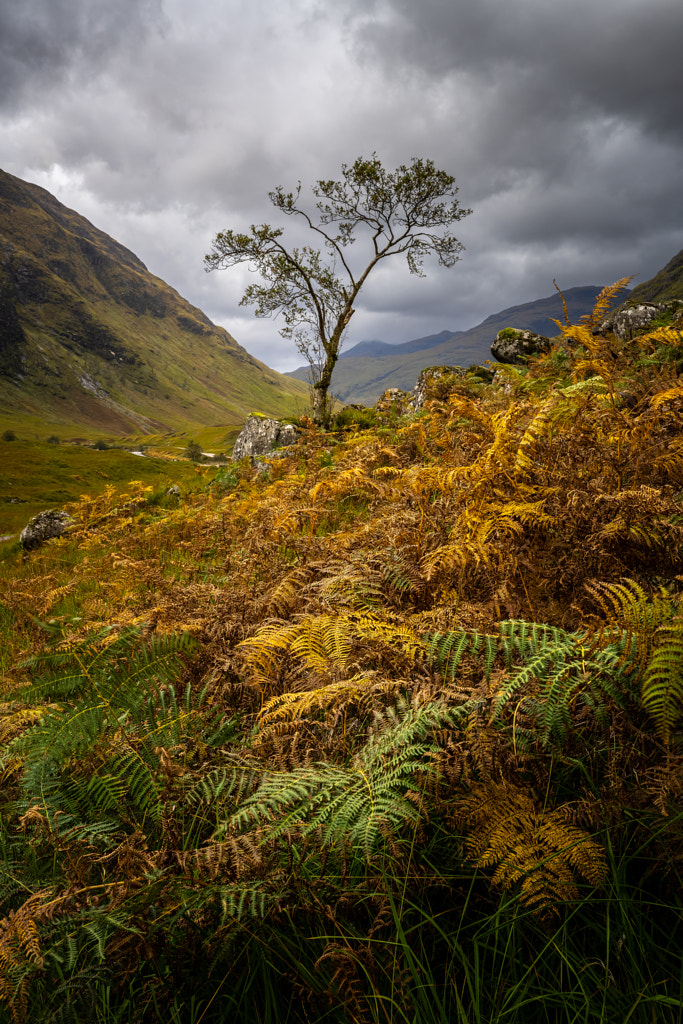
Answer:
xmin=347 ymin=0 xmax=683 ymax=138
xmin=1 ymin=0 xmax=682 ymax=371
xmin=0 ymin=0 xmax=164 ymax=110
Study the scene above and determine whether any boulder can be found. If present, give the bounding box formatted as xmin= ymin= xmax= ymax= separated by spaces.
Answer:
xmin=412 ymin=367 xmax=464 ymax=410
xmin=411 ymin=365 xmax=492 ymax=410
xmin=231 ymin=415 xmax=300 ymax=461
xmin=491 ymin=328 xmax=551 ymax=365
xmin=374 ymin=387 xmax=413 ymax=420
xmin=20 ymin=509 xmax=72 ymax=550
xmin=599 ymin=300 xmax=683 ymax=339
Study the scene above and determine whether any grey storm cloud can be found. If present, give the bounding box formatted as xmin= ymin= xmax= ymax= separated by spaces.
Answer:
xmin=0 ymin=0 xmax=165 ymax=110
xmin=1 ymin=0 xmax=682 ymax=370
xmin=347 ymin=0 xmax=683 ymax=138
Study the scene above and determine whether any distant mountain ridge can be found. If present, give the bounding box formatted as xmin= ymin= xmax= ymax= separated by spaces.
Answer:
xmin=287 ymin=285 xmax=607 ymax=405
xmin=0 ymin=169 xmax=307 ymax=434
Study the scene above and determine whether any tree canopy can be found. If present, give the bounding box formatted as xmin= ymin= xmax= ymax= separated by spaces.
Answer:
xmin=205 ymin=154 xmax=471 ymax=423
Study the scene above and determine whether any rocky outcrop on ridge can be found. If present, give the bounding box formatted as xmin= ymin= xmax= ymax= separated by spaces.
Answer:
xmin=597 ymin=300 xmax=683 ymax=339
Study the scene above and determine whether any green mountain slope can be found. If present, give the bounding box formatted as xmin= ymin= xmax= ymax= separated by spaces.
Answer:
xmin=626 ymin=247 xmax=683 ymax=303
xmin=287 ymin=286 xmax=604 ymax=405
xmin=0 ymin=169 xmax=308 ymax=434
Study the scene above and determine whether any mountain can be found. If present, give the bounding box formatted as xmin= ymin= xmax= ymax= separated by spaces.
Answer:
xmin=287 ymin=285 xmax=605 ymax=405
xmin=0 ymin=169 xmax=308 ymax=434
xmin=339 ymin=330 xmax=458 ymax=361
xmin=626 ymin=247 xmax=683 ymax=304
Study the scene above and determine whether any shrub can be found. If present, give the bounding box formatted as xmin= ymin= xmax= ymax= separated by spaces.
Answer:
xmin=210 ymin=466 xmax=240 ymax=491
xmin=184 ymin=440 xmax=203 ymax=461
xmin=92 ymin=439 xmax=109 ymax=450
xmin=2 ymin=429 xmax=16 ymax=441
xmin=46 ymin=435 xmax=61 ymax=445
xmin=333 ymin=406 xmax=377 ymax=431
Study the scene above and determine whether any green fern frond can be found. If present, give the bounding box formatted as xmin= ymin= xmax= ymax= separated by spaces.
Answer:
xmin=492 ymin=620 xmax=636 ymax=750
xmin=426 ymin=628 xmax=498 ymax=682
xmin=641 ymin=622 xmax=683 ymax=743
xmin=233 ymin=699 xmax=464 ymax=858
xmin=584 ymin=578 xmax=675 ymax=673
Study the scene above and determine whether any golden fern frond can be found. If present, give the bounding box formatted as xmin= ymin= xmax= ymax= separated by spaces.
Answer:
xmin=495 ymin=500 xmax=558 ymax=531
xmin=652 ymin=438 xmax=683 ymax=483
xmin=237 ymin=621 xmax=298 ymax=688
xmin=571 ymin=356 xmax=614 ymax=378
xmin=513 ymin=396 xmax=558 ymax=477
xmin=0 ymin=704 xmax=61 ymax=745
xmin=289 ymin=616 xmax=354 ymax=673
xmin=258 ymin=676 xmax=370 ymax=727
xmin=650 ymin=382 xmax=683 ymax=410
xmin=421 ymin=535 xmax=494 ymax=582
xmin=317 ymin=560 xmax=384 ymax=610
xmin=309 ymin=466 xmax=383 ymax=502
xmin=0 ymin=891 xmax=51 ymax=1023
xmin=583 ymin=578 xmax=676 ymax=673
xmin=238 ymin=615 xmax=356 ymax=688
xmin=585 ymin=277 xmax=633 ymax=330
xmin=353 ymin=614 xmax=426 ymax=662
xmin=461 ymin=783 xmax=606 ymax=915
xmin=444 ymin=395 xmax=496 ymax=436
xmin=264 ymin=566 xmax=313 ymax=617
xmin=641 ymin=621 xmax=683 ymax=743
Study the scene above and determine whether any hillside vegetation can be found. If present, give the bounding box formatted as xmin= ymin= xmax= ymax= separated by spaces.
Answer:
xmin=286 ymin=286 xmax=604 ymax=405
xmin=0 ymin=169 xmax=308 ymax=436
xmin=1 ymin=282 xmax=683 ymax=1022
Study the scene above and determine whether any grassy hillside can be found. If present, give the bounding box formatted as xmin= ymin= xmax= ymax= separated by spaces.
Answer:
xmin=627 ymin=246 xmax=683 ymax=303
xmin=0 ymin=282 xmax=682 ymax=1022
xmin=288 ymin=286 xmax=604 ymax=404
xmin=0 ymin=169 xmax=309 ymax=436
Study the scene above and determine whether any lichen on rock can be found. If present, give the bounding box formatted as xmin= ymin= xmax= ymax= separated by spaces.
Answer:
xmin=20 ymin=509 xmax=73 ymax=550
xmin=490 ymin=328 xmax=550 ymax=365
xmin=231 ymin=415 xmax=300 ymax=461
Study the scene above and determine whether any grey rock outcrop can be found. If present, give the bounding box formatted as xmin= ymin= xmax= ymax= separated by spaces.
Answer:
xmin=231 ymin=415 xmax=300 ymax=461
xmin=491 ymin=328 xmax=550 ymax=365
xmin=374 ymin=387 xmax=413 ymax=419
xmin=412 ymin=367 xmax=463 ymax=410
xmin=20 ymin=509 xmax=73 ymax=550
xmin=599 ymin=300 xmax=683 ymax=339
xmin=411 ymin=365 xmax=494 ymax=410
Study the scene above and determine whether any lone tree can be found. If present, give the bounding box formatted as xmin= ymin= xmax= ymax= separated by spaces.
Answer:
xmin=205 ymin=154 xmax=471 ymax=424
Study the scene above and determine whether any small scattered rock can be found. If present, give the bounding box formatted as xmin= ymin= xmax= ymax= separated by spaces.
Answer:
xmin=166 ymin=485 xmax=180 ymax=497
xmin=20 ymin=509 xmax=73 ymax=551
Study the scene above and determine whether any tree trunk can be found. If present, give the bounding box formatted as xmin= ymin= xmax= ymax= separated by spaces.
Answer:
xmin=312 ymin=380 xmax=331 ymax=426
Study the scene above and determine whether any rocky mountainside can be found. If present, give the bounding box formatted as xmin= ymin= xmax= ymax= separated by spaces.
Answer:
xmin=0 ymin=169 xmax=307 ymax=434
xmin=287 ymin=286 xmax=605 ymax=405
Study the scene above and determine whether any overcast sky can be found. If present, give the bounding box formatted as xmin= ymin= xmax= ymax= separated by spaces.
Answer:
xmin=2 ymin=0 xmax=683 ymax=371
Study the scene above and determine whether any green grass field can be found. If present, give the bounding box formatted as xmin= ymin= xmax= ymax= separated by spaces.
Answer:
xmin=0 ymin=434 xmax=222 ymax=540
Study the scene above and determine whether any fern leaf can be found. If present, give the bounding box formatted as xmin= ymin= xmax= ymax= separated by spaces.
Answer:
xmin=641 ymin=622 xmax=683 ymax=743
